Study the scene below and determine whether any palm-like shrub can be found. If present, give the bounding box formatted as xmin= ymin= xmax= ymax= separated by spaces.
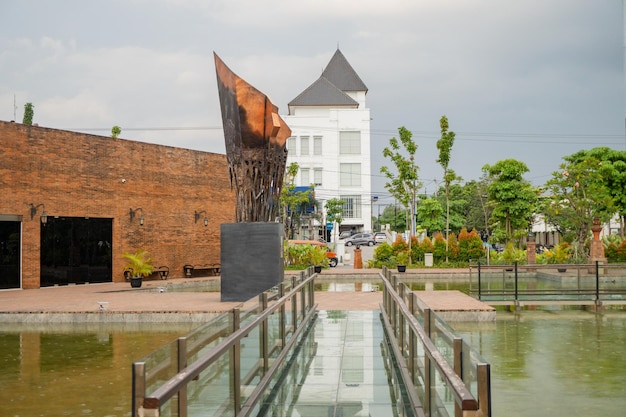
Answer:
xmin=122 ymin=249 xmax=154 ymax=278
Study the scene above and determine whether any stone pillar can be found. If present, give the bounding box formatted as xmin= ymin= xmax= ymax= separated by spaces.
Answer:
xmin=526 ymin=232 xmax=536 ymax=265
xmin=353 ymin=246 xmax=363 ymax=269
xmin=590 ymin=217 xmax=607 ymax=263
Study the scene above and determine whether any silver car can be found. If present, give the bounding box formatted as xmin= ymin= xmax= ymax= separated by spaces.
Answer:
xmin=343 ymin=233 xmax=375 ymax=247
xmin=374 ymin=232 xmax=387 ymax=243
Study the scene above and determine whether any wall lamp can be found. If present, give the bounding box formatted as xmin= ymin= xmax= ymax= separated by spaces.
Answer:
xmin=129 ymin=207 xmax=144 ymax=226
xmin=194 ymin=210 xmax=209 ymax=227
xmin=29 ymin=203 xmax=48 ymax=224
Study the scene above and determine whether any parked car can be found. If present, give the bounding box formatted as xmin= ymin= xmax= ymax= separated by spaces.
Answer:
xmin=374 ymin=232 xmax=387 ymax=243
xmin=288 ymin=240 xmax=338 ymax=267
xmin=338 ymin=231 xmax=353 ymax=240
xmin=343 ymin=233 xmax=375 ymax=247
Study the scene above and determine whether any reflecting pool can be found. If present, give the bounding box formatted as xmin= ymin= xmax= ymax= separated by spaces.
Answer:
xmin=2 ymin=309 xmax=625 ymax=416
xmin=455 ymin=309 xmax=626 ymax=417
xmin=0 ymin=323 xmax=195 ymax=417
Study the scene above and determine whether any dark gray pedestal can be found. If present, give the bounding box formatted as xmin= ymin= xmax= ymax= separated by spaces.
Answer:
xmin=220 ymin=222 xmax=284 ymax=302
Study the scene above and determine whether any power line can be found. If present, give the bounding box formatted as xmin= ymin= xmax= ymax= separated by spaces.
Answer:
xmin=63 ymin=124 xmax=624 ymax=145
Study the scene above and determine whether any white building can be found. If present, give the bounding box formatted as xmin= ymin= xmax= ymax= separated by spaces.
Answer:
xmin=284 ymin=49 xmax=372 ymax=241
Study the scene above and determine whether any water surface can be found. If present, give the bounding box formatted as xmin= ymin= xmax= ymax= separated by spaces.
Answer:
xmin=455 ymin=309 xmax=626 ymax=416
xmin=0 ymin=323 xmax=195 ymax=416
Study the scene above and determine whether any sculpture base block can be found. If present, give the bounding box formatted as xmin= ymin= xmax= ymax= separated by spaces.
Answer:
xmin=220 ymin=223 xmax=284 ymax=302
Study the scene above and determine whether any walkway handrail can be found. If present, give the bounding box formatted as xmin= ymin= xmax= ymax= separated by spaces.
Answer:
xmin=471 ymin=261 xmax=626 ymax=306
xmin=380 ymin=267 xmax=491 ymax=417
xmin=133 ymin=270 xmax=317 ymax=417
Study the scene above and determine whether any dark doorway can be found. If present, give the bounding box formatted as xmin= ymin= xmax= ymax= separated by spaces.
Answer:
xmin=0 ymin=220 xmax=21 ymax=289
xmin=40 ymin=217 xmax=112 ymax=287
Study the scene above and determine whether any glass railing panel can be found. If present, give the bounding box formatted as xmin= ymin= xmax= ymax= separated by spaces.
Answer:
xmin=267 ymin=311 xmax=282 ymax=360
xmin=139 ymin=338 xmax=181 ymax=398
xmin=429 ymin=314 xmax=456 ymax=367
xmin=185 ymin=312 xmax=232 ymax=362
xmin=186 ymin=351 xmax=234 ymax=417
xmin=430 ymin=364 xmax=455 ymax=417
xmin=239 ymin=325 xmax=261 ymax=406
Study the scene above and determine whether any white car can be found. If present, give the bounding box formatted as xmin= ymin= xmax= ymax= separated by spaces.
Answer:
xmin=374 ymin=232 xmax=387 ymax=243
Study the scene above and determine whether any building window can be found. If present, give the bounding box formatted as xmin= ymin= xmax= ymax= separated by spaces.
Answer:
xmin=300 ymin=136 xmax=310 ymax=156
xmin=341 ymin=195 xmax=362 ymax=218
xmin=314 ymin=168 xmax=323 ymax=186
xmin=301 ymin=168 xmax=310 ymax=186
xmin=287 ymin=136 xmax=296 ymax=154
xmin=339 ymin=131 xmax=361 ymax=155
xmin=340 ymin=163 xmax=361 ymax=187
xmin=313 ymin=136 xmax=322 ymax=155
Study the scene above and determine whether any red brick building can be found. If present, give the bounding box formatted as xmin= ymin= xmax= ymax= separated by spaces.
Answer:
xmin=0 ymin=120 xmax=235 ymax=289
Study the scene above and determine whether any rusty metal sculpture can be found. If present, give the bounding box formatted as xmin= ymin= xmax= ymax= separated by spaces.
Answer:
xmin=214 ymin=53 xmax=291 ymax=222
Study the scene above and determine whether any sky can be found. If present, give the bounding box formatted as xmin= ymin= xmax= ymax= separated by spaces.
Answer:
xmin=1 ymin=0 xmax=624 ymax=205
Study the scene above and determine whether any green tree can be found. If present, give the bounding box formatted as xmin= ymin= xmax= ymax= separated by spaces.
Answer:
xmin=23 ymin=102 xmax=34 ymax=125
xmin=111 ymin=125 xmax=121 ymax=138
xmin=566 ymin=147 xmax=626 ymax=237
xmin=482 ymin=159 xmax=538 ymax=245
xmin=325 ymin=198 xmax=345 ymax=242
xmin=416 ymin=198 xmax=444 ymax=233
xmin=459 ymin=178 xmax=492 ymax=241
xmin=381 ymin=126 xmax=421 ymax=262
xmin=280 ymin=162 xmax=314 ymax=239
xmin=378 ymin=205 xmax=407 ymax=232
xmin=436 ymin=115 xmax=458 ymax=261
xmin=543 ymin=154 xmax=613 ymax=258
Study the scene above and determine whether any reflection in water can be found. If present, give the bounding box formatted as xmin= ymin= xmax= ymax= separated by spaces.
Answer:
xmin=0 ymin=323 xmax=195 ymax=416
xmin=2 ymin=309 xmax=625 ymax=416
xmin=455 ymin=310 xmax=626 ymax=417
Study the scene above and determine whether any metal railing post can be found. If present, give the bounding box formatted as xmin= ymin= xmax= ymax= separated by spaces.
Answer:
xmin=279 ymin=282 xmax=286 ymax=349
xmin=231 ymin=308 xmax=241 ymax=413
xmin=477 ymin=363 xmax=492 ymax=417
xmin=454 ymin=337 xmax=463 ymax=417
xmin=260 ymin=292 xmax=269 ymax=375
xmin=300 ymin=280 xmax=306 ymax=320
xmin=409 ymin=293 xmax=416 ymax=379
xmin=292 ymin=276 xmax=298 ymax=331
xmin=132 ymin=361 xmax=146 ymax=417
xmin=177 ymin=337 xmax=188 ymax=417
xmin=477 ymin=261 xmax=482 ymax=300
xmin=398 ymin=284 xmax=405 ymax=352
xmin=595 ymin=260 xmax=600 ymax=304
xmin=423 ymin=306 xmax=432 ymax=415
xmin=514 ymin=261 xmax=518 ymax=303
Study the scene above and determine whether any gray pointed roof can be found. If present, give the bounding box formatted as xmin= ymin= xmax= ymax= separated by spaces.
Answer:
xmin=322 ymin=49 xmax=368 ymax=93
xmin=288 ymin=49 xmax=367 ymax=108
xmin=288 ymin=76 xmax=358 ymax=107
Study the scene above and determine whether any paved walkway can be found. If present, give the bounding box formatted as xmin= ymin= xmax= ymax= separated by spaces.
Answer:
xmin=0 ymin=273 xmax=384 ymax=317
xmin=0 ymin=267 xmax=472 ymax=319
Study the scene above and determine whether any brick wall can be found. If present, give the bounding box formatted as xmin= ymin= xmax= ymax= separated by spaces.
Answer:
xmin=0 ymin=121 xmax=235 ymax=288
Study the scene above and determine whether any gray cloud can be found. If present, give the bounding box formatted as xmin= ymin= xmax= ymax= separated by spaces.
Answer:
xmin=0 ymin=0 xmax=623 ymax=199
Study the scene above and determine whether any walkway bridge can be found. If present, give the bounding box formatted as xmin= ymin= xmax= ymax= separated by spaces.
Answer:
xmin=132 ymin=267 xmax=491 ymax=417
xmin=470 ymin=262 xmax=626 ymax=308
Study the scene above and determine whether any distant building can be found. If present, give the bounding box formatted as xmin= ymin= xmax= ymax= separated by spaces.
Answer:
xmin=0 ymin=121 xmax=234 ymax=289
xmin=284 ymin=49 xmax=372 ymax=241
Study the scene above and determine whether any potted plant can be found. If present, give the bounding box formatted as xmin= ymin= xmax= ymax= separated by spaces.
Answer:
xmin=545 ymin=242 xmax=571 ymax=272
xmin=308 ymin=244 xmax=329 ymax=273
xmin=396 ymin=251 xmax=409 ymax=273
xmin=122 ymin=248 xmax=154 ymax=288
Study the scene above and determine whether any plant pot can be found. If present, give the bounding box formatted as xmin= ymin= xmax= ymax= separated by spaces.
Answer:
xmin=557 ymin=268 xmax=567 ymax=273
xmin=183 ymin=264 xmax=194 ymax=278
xmin=314 ymin=265 xmax=322 ymax=273
xmin=397 ymin=265 xmax=406 ymax=273
xmin=130 ymin=277 xmax=143 ymax=288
